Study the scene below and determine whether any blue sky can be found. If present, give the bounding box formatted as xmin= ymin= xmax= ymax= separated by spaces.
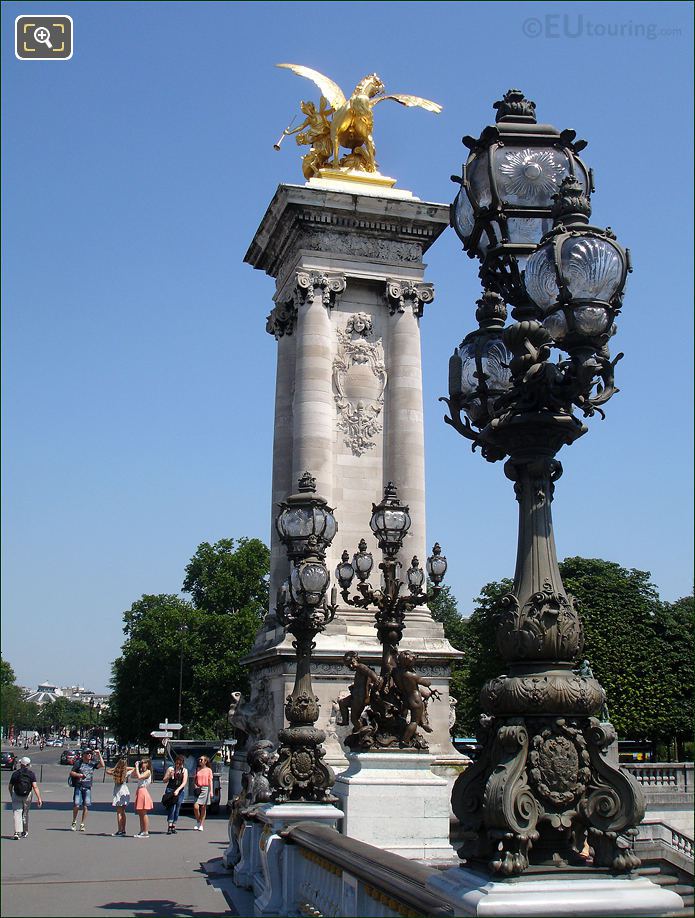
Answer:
xmin=2 ymin=1 xmax=692 ymax=692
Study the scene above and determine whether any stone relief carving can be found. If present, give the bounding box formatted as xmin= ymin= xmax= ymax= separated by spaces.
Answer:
xmin=385 ymin=279 xmax=435 ymax=318
xmin=298 ymin=232 xmax=422 ymax=264
xmin=449 ymin=696 xmax=458 ymax=732
xmin=267 ymin=271 xmax=346 ymax=339
xmin=333 ymin=312 xmax=387 ymax=456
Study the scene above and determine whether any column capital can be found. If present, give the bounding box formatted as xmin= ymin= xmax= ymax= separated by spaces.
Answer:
xmin=266 ymin=271 xmax=347 ymax=339
xmin=385 ymin=279 xmax=435 ymax=318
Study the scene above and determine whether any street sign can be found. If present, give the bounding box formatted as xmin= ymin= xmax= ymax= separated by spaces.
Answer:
xmin=151 ymin=730 xmax=173 ymax=739
xmin=159 ymin=721 xmax=182 ymax=731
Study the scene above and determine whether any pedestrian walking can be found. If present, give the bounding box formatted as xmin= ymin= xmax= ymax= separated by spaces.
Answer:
xmin=8 ymin=756 xmax=42 ymax=840
xmin=106 ymin=757 xmax=133 ymax=836
xmin=133 ymin=757 xmax=154 ymax=838
xmin=69 ymin=748 xmax=104 ymax=832
xmin=192 ymin=755 xmax=214 ymax=832
xmin=162 ymin=755 xmax=188 ymax=834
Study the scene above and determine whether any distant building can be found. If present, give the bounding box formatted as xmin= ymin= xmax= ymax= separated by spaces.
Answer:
xmin=25 ymin=681 xmax=109 ymax=708
xmin=25 ymin=681 xmax=63 ymax=705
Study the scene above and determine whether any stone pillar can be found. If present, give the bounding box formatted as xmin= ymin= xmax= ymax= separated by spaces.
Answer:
xmin=268 ymin=329 xmax=295 ymax=608
xmin=291 ymin=272 xmax=345 ymax=497
xmin=242 ymin=177 xmax=462 ymax=767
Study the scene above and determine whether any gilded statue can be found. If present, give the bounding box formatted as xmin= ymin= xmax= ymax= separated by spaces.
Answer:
xmin=274 ymin=64 xmax=442 ymax=177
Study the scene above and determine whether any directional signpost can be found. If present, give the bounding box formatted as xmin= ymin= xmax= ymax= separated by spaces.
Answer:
xmin=151 ymin=719 xmax=183 ymax=741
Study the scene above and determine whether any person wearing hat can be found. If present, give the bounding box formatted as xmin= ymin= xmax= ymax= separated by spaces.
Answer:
xmin=8 ymin=756 xmax=42 ymax=840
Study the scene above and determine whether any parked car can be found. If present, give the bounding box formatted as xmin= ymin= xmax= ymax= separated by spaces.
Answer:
xmin=151 ymin=757 xmax=166 ymax=781
xmin=60 ymin=749 xmax=79 ymax=765
xmin=1 ymin=751 xmax=17 ymax=769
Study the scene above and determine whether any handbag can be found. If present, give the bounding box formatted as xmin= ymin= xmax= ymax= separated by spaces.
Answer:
xmin=193 ymin=785 xmax=203 ymax=797
xmin=161 ymin=789 xmax=176 ymax=808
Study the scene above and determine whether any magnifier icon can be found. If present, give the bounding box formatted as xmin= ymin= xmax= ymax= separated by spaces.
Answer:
xmin=33 ymin=26 xmax=53 ymax=49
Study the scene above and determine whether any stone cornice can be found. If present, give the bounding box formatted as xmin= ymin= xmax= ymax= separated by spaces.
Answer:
xmin=245 ymin=184 xmax=449 ymax=280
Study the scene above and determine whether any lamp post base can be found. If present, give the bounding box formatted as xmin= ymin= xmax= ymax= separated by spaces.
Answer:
xmin=426 ymin=865 xmax=684 ymax=917
xmin=334 ymin=751 xmax=453 ymax=859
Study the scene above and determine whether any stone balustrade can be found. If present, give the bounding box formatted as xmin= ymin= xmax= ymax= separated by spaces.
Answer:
xmin=622 ymin=762 xmax=693 ymax=792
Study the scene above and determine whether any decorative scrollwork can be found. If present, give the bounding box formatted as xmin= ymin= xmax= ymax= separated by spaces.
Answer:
xmin=385 ymin=279 xmax=434 ymax=318
xmin=296 ymin=271 xmax=346 ymax=308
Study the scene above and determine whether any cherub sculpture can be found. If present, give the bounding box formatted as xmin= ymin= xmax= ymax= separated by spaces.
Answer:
xmin=275 ymin=64 xmax=442 ymax=175
xmin=391 ymin=650 xmax=441 ymax=744
xmin=337 ymin=650 xmax=382 ymax=729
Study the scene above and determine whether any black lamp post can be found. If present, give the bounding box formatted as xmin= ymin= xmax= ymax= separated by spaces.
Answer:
xmin=268 ymin=472 xmax=339 ymax=803
xmin=337 ymin=482 xmax=447 ymax=751
xmin=444 ymin=93 xmax=644 ymax=878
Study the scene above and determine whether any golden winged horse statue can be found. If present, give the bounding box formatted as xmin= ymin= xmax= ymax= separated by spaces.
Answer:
xmin=275 ymin=64 xmax=442 ymax=178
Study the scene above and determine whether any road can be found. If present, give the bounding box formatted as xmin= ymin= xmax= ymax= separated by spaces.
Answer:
xmin=1 ymin=745 xmax=239 ymax=917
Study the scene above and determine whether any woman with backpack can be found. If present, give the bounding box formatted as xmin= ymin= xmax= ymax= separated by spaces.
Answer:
xmin=161 ymin=755 xmax=188 ymax=834
xmin=8 ymin=756 xmax=42 ymax=840
xmin=106 ymin=757 xmax=133 ymax=836
xmin=132 ymin=757 xmax=154 ymax=838
xmin=192 ymin=755 xmax=214 ymax=832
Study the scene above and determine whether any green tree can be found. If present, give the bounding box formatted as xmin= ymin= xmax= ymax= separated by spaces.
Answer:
xmin=431 ymin=580 xmax=510 ymax=736
xmin=182 ymin=537 xmax=270 ymax=616
xmin=560 ymin=557 xmax=672 ymax=741
xmin=0 ymin=658 xmax=39 ymax=735
xmin=447 ymin=559 xmax=693 ymax=749
xmin=110 ymin=537 xmax=270 ymax=745
xmin=0 ymin=657 xmax=16 ymax=687
xmin=654 ymin=593 xmax=694 ymax=758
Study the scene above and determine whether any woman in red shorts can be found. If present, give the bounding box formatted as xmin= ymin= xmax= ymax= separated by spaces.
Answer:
xmin=132 ymin=757 xmax=154 ymax=838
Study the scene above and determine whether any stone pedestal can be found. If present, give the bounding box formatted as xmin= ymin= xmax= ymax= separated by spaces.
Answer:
xmin=426 ymin=866 xmax=684 ymax=917
xmin=254 ymin=802 xmax=343 ymax=917
xmin=242 ymin=177 xmax=462 ymax=767
xmin=333 ymin=751 xmax=453 ymax=860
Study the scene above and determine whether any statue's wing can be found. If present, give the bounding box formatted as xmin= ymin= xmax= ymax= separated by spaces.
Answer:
xmin=276 ymin=64 xmax=346 ymax=109
xmin=372 ymin=94 xmax=443 ymax=113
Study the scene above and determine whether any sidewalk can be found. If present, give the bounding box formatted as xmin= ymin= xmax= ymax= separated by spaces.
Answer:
xmin=1 ymin=776 xmax=239 ymax=916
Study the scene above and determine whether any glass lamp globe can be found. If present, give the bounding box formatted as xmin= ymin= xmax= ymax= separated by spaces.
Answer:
xmin=451 ymin=90 xmax=591 ymax=313
xmin=426 ymin=543 xmax=448 ymax=587
xmin=352 ymin=539 xmax=374 ymax=581
xmin=406 ymin=557 xmax=425 ymax=593
xmin=369 ymin=483 xmax=411 ymax=557
xmin=449 ymin=290 xmax=513 ymax=428
xmin=336 ymin=551 xmax=355 ymax=590
xmin=525 ymin=177 xmax=630 ymax=348
xmin=291 ymin=559 xmax=329 ymax=607
xmin=276 ymin=472 xmax=338 ymax=561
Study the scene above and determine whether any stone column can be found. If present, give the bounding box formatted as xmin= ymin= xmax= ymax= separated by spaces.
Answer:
xmin=266 ymin=306 xmax=296 ymax=610
xmin=384 ymin=280 xmax=433 ymax=572
xmin=291 ymin=271 xmax=345 ymax=500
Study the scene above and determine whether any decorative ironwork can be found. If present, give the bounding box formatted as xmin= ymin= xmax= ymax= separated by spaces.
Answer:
xmin=445 ymin=97 xmax=644 ymax=877
xmin=336 ymin=483 xmax=447 ymax=751
xmin=269 ymin=474 xmax=339 ymax=804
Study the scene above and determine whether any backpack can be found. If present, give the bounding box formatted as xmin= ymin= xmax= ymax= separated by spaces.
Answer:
xmin=13 ymin=769 xmax=33 ymax=797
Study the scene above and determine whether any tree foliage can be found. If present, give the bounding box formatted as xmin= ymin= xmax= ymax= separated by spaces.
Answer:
xmin=433 ymin=558 xmax=693 ymax=750
xmin=0 ymin=657 xmax=39 ymax=733
xmin=182 ymin=537 xmax=270 ymax=616
xmin=110 ymin=537 xmax=270 ymax=745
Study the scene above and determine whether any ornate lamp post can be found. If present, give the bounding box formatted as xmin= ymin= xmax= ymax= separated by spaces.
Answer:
xmin=336 ymin=482 xmax=447 ymax=750
xmin=269 ymin=472 xmax=339 ymax=803
xmin=444 ymin=93 xmax=643 ymax=878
